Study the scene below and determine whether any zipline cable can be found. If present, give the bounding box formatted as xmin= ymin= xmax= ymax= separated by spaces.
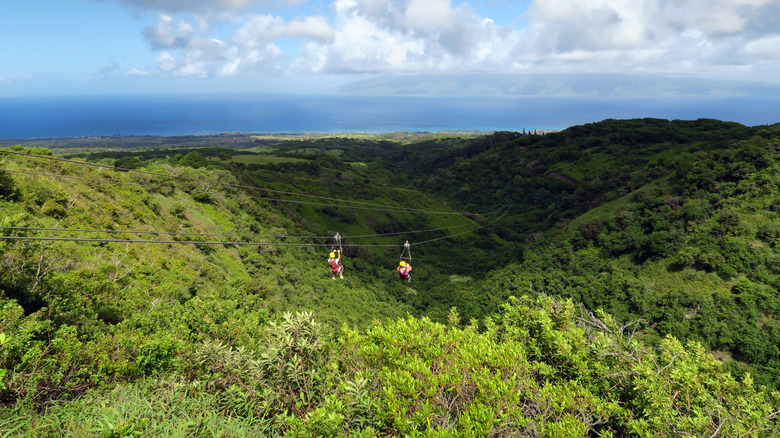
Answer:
xmin=1 ymin=148 xmax=514 ymax=248
xmin=410 ymin=206 xmax=511 ymax=246
xmin=0 ymin=168 xmax=494 ymax=216
xmin=1 ymin=149 xmax=494 ymax=216
xmin=0 ymin=226 xmax=333 ymax=240
xmin=0 ymin=236 xmax=400 ymax=247
xmin=0 ymin=202 xmax=509 ymax=241
xmin=0 ymin=204 xmax=509 ymax=248
xmin=344 ymin=200 xmax=513 ymax=238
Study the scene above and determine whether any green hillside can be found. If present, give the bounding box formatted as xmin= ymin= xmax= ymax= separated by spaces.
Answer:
xmin=399 ymin=119 xmax=780 ymax=388
xmin=2 ymin=120 xmax=779 ymax=436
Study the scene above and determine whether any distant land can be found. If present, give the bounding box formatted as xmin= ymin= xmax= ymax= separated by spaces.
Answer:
xmin=2 ymin=91 xmax=780 ymax=139
xmin=328 ymin=73 xmax=780 ymax=97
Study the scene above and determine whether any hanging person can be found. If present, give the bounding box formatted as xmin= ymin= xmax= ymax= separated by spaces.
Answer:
xmin=397 ymin=260 xmax=412 ymax=282
xmin=328 ymin=249 xmax=344 ymax=280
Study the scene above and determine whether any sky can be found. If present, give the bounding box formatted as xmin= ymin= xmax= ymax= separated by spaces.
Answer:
xmin=1 ymin=0 xmax=780 ymax=96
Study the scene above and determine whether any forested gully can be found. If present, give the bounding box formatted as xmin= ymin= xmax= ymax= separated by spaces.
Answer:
xmin=2 ymin=119 xmax=779 ymax=436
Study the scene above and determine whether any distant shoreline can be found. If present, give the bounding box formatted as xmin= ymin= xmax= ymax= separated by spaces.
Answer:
xmin=1 ymin=95 xmax=778 ymax=140
xmin=0 ymin=130 xmax=500 ymax=146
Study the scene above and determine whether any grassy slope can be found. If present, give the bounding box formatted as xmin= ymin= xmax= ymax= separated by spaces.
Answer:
xmin=427 ymin=121 xmax=780 ymax=388
xmin=3 ymin=121 xmax=780 ymax=435
xmin=1 ymin=146 xmax=482 ymax=330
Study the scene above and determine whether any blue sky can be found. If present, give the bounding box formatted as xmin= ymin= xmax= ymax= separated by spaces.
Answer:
xmin=1 ymin=0 xmax=779 ymax=96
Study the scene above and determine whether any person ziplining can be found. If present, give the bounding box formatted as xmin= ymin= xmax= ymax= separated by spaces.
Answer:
xmin=328 ymin=249 xmax=344 ymax=280
xmin=397 ymin=260 xmax=412 ymax=282
xmin=328 ymin=233 xmax=344 ymax=280
xmin=398 ymin=240 xmax=412 ymax=282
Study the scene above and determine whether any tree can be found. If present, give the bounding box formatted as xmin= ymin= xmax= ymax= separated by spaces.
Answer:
xmin=178 ymin=151 xmax=207 ymax=168
xmin=0 ymin=171 xmax=18 ymax=200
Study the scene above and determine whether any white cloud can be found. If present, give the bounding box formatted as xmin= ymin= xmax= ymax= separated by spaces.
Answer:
xmin=109 ymin=0 xmax=306 ymax=13
xmin=142 ymin=12 xmax=334 ymax=77
xmin=744 ymin=35 xmax=780 ymax=56
xmin=156 ymin=51 xmax=181 ymax=72
xmin=232 ymin=14 xmax=335 ymax=47
xmin=126 ymin=68 xmax=152 ymax=77
xmin=514 ymin=0 xmax=780 ymax=78
xmin=315 ymin=8 xmax=425 ymax=72
xmin=305 ymin=0 xmax=777 ymax=77
xmin=120 ymin=0 xmax=780 ymax=84
xmin=143 ymin=14 xmax=195 ymax=50
xmin=660 ymin=0 xmax=774 ymax=34
xmin=285 ymin=17 xmax=336 ymax=43
xmin=305 ymin=0 xmax=523 ymax=74
xmin=526 ymin=0 xmax=658 ymax=53
xmin=335 ymin=0 xmax=468 ymax=36
xmin=404 ymin=0 xmax=455 ymax=32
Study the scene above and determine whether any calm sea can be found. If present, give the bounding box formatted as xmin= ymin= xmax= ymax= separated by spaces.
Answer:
xmin=1 ymin=94 xmax=778 ymax=139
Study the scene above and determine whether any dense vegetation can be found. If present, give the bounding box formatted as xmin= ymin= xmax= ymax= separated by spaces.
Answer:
xmin=1 ymin=118 xmax=779 ymax=436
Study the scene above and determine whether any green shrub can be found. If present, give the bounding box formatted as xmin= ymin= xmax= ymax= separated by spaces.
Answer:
xmin=136 ymin=334 xmax=184 ymax=376
xmin=40 ymin=198 xmax=67 ymax=218
xmin=0 ymin=171 xmax=18 ymax=201
xmin=258 ymin=311 xmax=329 ymax=417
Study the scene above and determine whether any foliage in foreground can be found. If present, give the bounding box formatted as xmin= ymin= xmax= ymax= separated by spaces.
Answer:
xmin=2 ymin=296 xmax=777 ymax=437
xmin=388 ymin=120 xmax=780 ymax=388
xmin=3 ymin=119 xmax=780 ymax=435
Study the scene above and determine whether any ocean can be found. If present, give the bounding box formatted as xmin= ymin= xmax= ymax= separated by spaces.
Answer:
xmin=1 ymin=94 xmax=779 ymax=139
